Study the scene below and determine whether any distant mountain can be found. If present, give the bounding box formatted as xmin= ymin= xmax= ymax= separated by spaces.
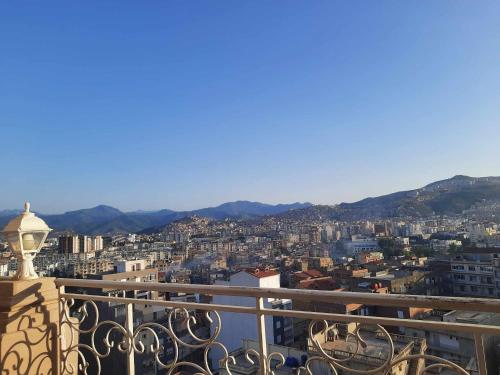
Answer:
xmin=137 ymin=201 xmax=312 ymax=233
xmin=192 ymin=201 xmax=311 ymax=219
xmin=3 ymin=175 xmax=498 ymax=234
xmin=278 ymin=175 xmax=500 ymax=221
xmin=0 ymin=209 xmax=23 ymax=229
xmin=40 ymin=205 xmax=124 ymax=233
xmin=0 ymin=209 xmax=22 ymax=217
xmin=0 ymin=201 xmax=312 ymax=235
xmin=92 ymin=209 xmax=178 ymax=234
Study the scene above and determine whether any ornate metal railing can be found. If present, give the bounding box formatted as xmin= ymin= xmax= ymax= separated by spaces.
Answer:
xmin=55 ymin=278 xmax=500 ymax=375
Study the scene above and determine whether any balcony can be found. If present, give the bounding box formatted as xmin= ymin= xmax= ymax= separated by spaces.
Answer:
xmin=1 ymin=277 xmax=500 ymax=374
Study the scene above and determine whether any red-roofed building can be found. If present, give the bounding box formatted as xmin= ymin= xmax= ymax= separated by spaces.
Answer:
xmin=298 ymin=277 xmax=338 ymax=291
xmin=290 ymin=269 xmax=325 ymax=288
xmin=243 ymin=267 xmax=280 ymax=279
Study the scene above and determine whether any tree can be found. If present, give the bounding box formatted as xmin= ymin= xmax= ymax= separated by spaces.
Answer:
xmin=448 ymin=243 xmax=462 ymax=255
xmin=412 ymin=245 xmax=433 ymax=258
xmin=378 ymin=238 xmax=403 ymax=257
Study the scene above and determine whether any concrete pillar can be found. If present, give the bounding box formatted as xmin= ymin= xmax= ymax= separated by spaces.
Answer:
xmin=0 ymin=277 xmax=61 ymax=374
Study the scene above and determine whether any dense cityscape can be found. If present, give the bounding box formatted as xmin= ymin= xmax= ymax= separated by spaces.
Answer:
xmin=2 ymin=175 xmax=500 ymax=374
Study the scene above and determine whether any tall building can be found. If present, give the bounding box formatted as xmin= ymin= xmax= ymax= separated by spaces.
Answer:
xmin=58 ymin=235 xmax=80 ymax=254
xmin=374 ymin=223 xmax=389 ymax=236
xmin=58 ymin=235 xmax=104 ymax=254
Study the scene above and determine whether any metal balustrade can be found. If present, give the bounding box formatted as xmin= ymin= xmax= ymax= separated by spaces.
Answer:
xmin=55 ymin=278 xmax=500 ymax=375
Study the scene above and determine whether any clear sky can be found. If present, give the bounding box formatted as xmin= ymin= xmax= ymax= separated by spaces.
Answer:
xmin=1 ymin=1 xmax=499 ymax=213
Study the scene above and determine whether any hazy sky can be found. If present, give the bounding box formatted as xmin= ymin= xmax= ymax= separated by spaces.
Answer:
xmin=1 ymin=1 xmax=499 ymax=213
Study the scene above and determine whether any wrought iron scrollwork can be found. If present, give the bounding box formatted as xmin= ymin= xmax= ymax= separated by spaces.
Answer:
xmin=301 ymin=320 xmax=470 ymax=375
xmin=59 ymin=299 xmax=235 ymax=375
xmin=245 ymin=348 xmax=286 ymax=375
xmin=59 ymin=297 xmax=473 ymax=375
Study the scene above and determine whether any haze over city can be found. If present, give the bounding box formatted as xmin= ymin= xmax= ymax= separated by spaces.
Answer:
xmin=1 ymin=1 xmax=499 ymax=214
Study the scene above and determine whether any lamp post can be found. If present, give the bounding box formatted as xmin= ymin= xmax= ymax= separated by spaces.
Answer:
xmin=1 ymin=202 xmax=52 ymax=280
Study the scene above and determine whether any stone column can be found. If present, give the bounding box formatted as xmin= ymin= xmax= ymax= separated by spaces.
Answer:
xmin=0 ymin=277 xmax=61 ymax=375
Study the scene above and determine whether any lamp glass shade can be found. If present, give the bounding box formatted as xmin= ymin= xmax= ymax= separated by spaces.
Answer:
xmin=21 ymin=232 xmax=46 ymax=251
xmin=1 ymin=202 xmax=52 ymax=280
xmin=5 ymin=232 xmax=22 ymax=252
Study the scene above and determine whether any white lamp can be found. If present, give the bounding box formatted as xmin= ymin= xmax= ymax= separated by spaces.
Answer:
xmin=1 ymin=202 xmax=52 ymax=280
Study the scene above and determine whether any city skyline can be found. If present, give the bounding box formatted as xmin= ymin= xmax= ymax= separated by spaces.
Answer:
xmin=1 ymin=1 xmax=499 ymax=213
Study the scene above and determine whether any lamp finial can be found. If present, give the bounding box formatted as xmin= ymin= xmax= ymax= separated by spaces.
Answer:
xmin=24 ymin=201 xmax=30 ymax=213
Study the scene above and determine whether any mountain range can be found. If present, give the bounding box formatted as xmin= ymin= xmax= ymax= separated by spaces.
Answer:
xmin=1 ymin=175 xmax=499 ymax=235
xmin=0 ymin=201 xmax=312 ymax=235
xmin=279 ymin=175 xmax=500 ymax=221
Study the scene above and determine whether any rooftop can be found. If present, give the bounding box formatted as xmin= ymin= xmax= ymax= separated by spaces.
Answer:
xmin=243 ymin=267 xmax=280 ymax=278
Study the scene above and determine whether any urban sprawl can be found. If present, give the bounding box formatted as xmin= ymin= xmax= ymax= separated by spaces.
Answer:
xmin=1 ymin=201 xmax=500 ymax=374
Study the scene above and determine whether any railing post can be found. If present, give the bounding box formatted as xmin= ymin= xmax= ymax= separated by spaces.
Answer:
xmin=256 ymin=296 xmax=268 ymax=375
xmin=58 ymin=285 xmax=65 ymax=375
xmin=474 ymin=333 xmax=487 ymax=375
xmin=125 ymin=302 xmax=135 ymax=375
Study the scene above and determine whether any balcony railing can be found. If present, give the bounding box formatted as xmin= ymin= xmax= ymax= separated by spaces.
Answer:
xmin=54 ymin=278 xmax=500 ymax=375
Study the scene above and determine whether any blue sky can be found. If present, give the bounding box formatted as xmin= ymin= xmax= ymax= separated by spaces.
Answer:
xmin=1 ymin=1 xmax=499 ymax=213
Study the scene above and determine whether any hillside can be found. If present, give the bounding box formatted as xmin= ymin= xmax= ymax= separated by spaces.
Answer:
xmin=278 ymin=175 xmax=500 ymax=221
xmin=0 ymin=201 xmax=311 ymax=235
xmin=2 ymin=175 xmax=499 ymax=234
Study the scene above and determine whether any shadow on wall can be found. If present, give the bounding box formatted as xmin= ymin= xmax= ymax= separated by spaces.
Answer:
xmin=0 ymin=280 xmax=59 ymax=375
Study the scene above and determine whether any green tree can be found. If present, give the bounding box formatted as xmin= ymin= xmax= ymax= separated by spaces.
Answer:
xmin=378 ymin=238 xmax=403 ymax=257
xmin=412 ymin=245 xmax=433 ymax=258
xmin=448 ymin=243 xmax=462 ymax=255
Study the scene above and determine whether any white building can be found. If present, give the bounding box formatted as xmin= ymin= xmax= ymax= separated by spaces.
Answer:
xmin=0 ymin=259 xmax=9 ymax=277
xmin=114 ymin=259 xmax=147 ymax=273
xmin=343 ymin=235 xmax=380 ymax=256
xmin=211 ymin=268 xmax=293 ymax=367
xmin=430 ymin=239 xmax=462 ymax=254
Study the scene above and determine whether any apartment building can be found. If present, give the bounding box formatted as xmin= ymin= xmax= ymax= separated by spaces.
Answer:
xmin=450 ymin=248 xmax=500 ymax=298
xmin=58 ymin=235 xmax=104 ymax=254
xmin=67 ymin=258 xmax=114 ymax=278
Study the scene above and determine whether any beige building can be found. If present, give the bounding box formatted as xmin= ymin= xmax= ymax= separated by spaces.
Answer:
xmin=58 ymin=235 xmax=104 ymax=254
